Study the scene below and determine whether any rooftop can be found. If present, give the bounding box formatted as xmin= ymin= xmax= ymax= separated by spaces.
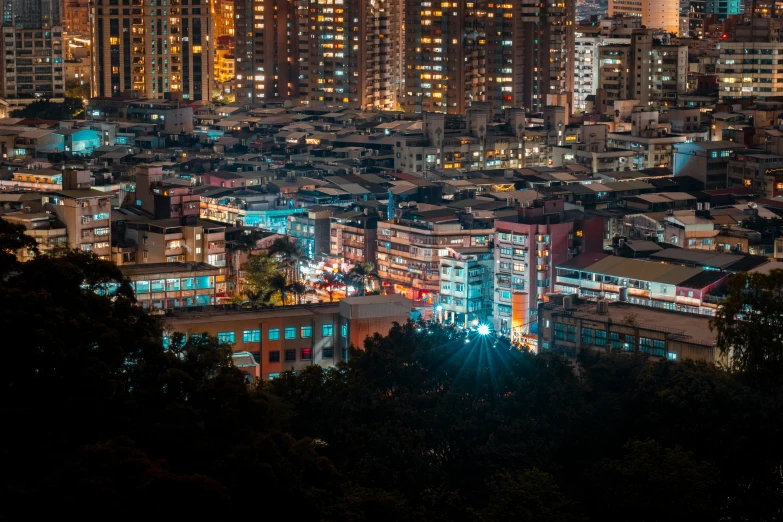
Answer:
xmin=547 ymin=300 xmax=716 ymax=346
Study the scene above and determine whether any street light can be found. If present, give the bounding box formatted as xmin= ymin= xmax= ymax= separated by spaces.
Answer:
xmin=477 ymin=324 xmax=490 ymax=336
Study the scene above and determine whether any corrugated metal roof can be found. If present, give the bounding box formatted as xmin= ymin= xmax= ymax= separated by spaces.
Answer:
xmin=580 ymin=256 xmax=702 ymax=285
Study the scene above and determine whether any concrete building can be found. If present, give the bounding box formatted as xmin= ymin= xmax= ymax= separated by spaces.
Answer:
xmin=630 ymin=29 xmax=688 ymax=107
xmin=705 ymin=0 xmax=742 ymax=20
xmin=717 ymin=41 xmax=783 ymax=101
xmin=727 ymin=151 xmax=783 ymax=196
xmin=120 ymin=217 xmax=227 ymax=267
xmin=288 ymin=205 xmax=338 ymax=261
xmin=608 ymin=108 xmax=688 ymax=170
xmin=608 ymin=0 xmax=680 ymax=35
xmin=0 ymin=26 xmax=65 ymax=108
xmin=121 ymin=262 xmax=226 ymax=309
xmin=134 ymin=165 xmax=200 ymax=219
xmin=42 ymin=170 xmax=113 ymax=260
xmin=554 ymin=253 xmax=726 ymax=317
xmin=234 ymin=0 xmax=300 ymax=103
xmin=574 ymin=33 xmax=600 ymax=113
xmin=329 ymin=208 xmax=379 ymax=266
xmin=90 ymin=0 xmax=213 ymax=101
xmin=673 ymin=140 xmax=745 ymax=189
xmin=438 ymin=247 xmax=494 ymax=326
xmin=163 ymin=295 xmax=411 ymax=380
xmin=492 ymin=198 xmax=605 ymax=339
xmin=63 ymin=0 xmax=89 ymax=33
xmin=2 ymin=212 xmax=67 ymax=260
xmin=538 ymin=298 xmax=724 ymax=364
xmin=376 ymin=206 xmax=495 ymax=300
xmin=86 ymin=97 xmax=194 ymax=134
xmin=304 ymin=0 xmax=401 ymax=110
xmin=404 ymin=0 xmax=574 ymax=114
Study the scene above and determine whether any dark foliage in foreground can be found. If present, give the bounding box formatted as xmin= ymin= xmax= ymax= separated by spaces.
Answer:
xmin=2 ymin=252 xmax=782 ymax=520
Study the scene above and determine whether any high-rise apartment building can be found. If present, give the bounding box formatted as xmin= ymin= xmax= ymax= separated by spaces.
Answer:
xmin=717 ymin=41 xmax=783 ymax=100
xmin=1 ymin=0 xmax=65 ymax=105
xmin=404 ymin=0 xmax=574 ymax=115
xmin=91 ymin=0 xmax=213 ymax=101
xmin=63 ymin=0 xmax=90 ymax=33
xmin=629 ymin=29 xmax=688 ymax=107
xmin=3 ymin=0 xmax=61 ymax=27
xmin=234 ymin=0 xmax=399 ymax=109
xmin=609 ymin=0 xmax=680 ymax=35
xmin=308 ymin=0 xmax=400 ymax=110
xmin=214 ymin=0 xmax=234 ymax=37
xmin=234 ymin=0 xmax=300 ymax=102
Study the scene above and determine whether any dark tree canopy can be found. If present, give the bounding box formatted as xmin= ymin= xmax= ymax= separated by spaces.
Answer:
xmin=2 ymin=241 xmax=782 ymax=520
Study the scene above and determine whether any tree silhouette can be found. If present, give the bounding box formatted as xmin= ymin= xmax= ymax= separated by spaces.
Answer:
xmin=316 ymin=269 xmax=345 ymax=302
xmin=346 ymin=262 xmax=381 ymax=296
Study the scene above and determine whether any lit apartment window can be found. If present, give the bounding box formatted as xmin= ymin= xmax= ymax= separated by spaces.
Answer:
xmin=284 ymin=327 xmax=296 ymax=339
xmin=217 ymin=331 xmax=235 ymax=343
xmin=268 ymin=328 xmax=280 ymax=341
xmin=243 ymin=329 xmax=260 ymax=343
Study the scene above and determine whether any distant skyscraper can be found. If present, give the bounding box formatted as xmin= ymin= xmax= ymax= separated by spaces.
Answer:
xmin=234 ymin=0 xmax=301 ymax=103
xmin=91 ymin=0 xmax=214 ymax=100
xmin=63 ymin=0 xmax=90 ymax=34
xmin=403 ymin=0 xmax=574 ymax=114
xmin=235 ymin=0 xmax=400 ymax=109
xmin=609 ymin=0 xmax=680 ymax=35
xmin=307 ymin=0 xmax=401 ymax=109
xmin=0 ymin=0 xmax=65 ymax=104
xmin=3 ymin=0 xmax=61 ymax=27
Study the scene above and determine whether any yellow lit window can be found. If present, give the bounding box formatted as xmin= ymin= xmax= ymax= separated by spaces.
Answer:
xmin=193 ymin=45 xmax=202 ymax=54
xmin=111 ymin=66 xmax=119 ymax=74
xmin=110 ymin=37 xmax=119 ymax=45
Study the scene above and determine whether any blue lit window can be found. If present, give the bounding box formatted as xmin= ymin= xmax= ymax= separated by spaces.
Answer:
xmin=269 ymin=328 xmax=280 ymax=341
xmin=162 ymin=336 xmax=170 ymax=349
xmin=341 ymin=324 xmax=348 ymax=337
xmin=217 ymin=331 xmax=235 ymax=343
xmin=243 ymin=329 xmax=260 ymax=343
xmin=267 ymin=372 xmax=280 ymax=380
xmin=284 ymin=327 xmax=296 ymax=339
xmin=322 ymin=324 xmax=334 ymax=336
xmin=301 ymin=325 xmax=312 ymax=338
xmin=667 ymin=352 xmax=678 ymax=361
xmin=94 ymin=212 xmax=109 ymax=220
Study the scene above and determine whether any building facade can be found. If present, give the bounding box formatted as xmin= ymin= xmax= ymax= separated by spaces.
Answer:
xmin=538 ymin=299 xmax=723 ymax=364
xmin=163 ymin=295 xmax=411 ymax=380
xmin=717 ymin=41 xmax=783 ymax=101
xmin=608 ymin=0 xmax=680 ymax=35
xmin=403 ymin=0 xmax=574 ymax=114
xmin=90 ymin=0 xmax=213 ymax=101
xmin=438 ymin=248 xmax=494 ymax=326
xmin=0 ymin=26 xmax=65 ymax=106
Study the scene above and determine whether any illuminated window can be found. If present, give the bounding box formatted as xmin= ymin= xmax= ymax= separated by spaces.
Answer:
xmin=109 ymin=37 xmax=119 ymax=45
xmin=193 ymin=45 xmax=202 ymax=53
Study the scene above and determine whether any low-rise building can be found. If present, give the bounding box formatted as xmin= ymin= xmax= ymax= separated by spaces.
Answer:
xmin=538 ymin=298 xmax=724 ymax=364
xmin=2 ymin=212 xmax=67 ymax=261
xmin=673 ymin=141 xmax=745 ymax=190
xmin=554 ymin=253 xmax=726 ymax=317
xmin=438 ymin=247 xmax=494 ymax=326
xmin=163 ymin=295 xmax=411 ymax=380
xmin=120 ymin=262 xmax=227 ymax=309
xmin=120 ymin=217 xmax=226 ymax=266
xmin=289 ymin=206 xmax=339 ymax=261
xmin=42 ymin=171 xmax=113 ymax=259
xmin=329 ymin=208 xmax=380 ymax=266
xmin=376 ymin=207 xmax=495 ymax=300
